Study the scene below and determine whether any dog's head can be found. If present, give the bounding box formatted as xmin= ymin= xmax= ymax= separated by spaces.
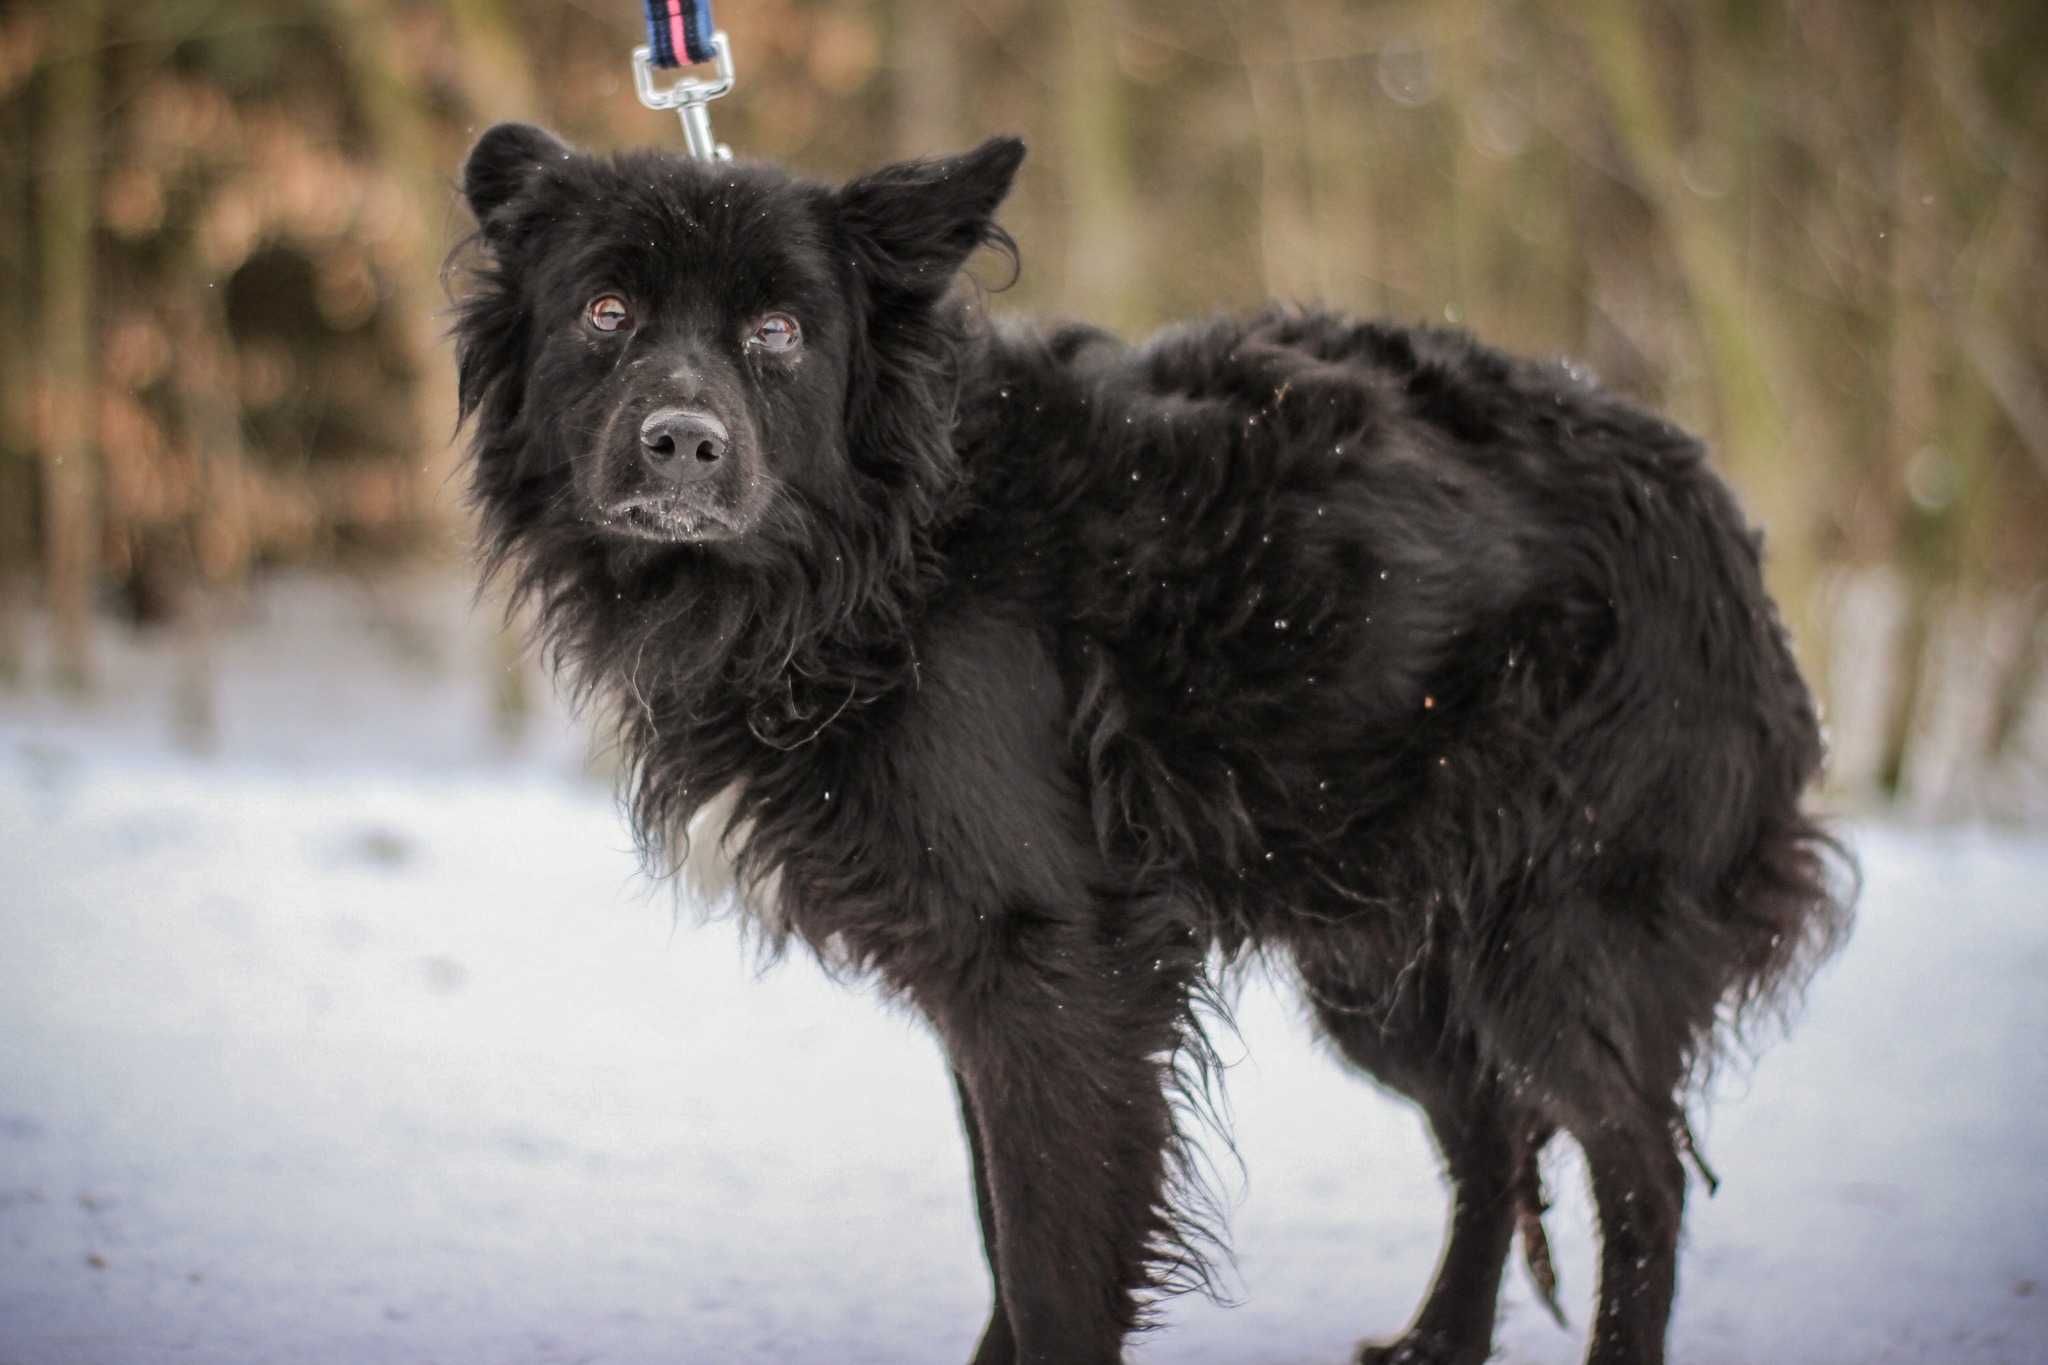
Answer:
xmin=454 ymin=123 xmax=1023 ymax=560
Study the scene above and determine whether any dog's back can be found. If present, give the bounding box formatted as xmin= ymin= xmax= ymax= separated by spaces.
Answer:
xmin=954 ymin=303 xmax=1839 ymax=972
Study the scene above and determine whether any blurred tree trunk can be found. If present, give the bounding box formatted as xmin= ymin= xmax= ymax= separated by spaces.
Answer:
xmin=0 ymin=62 xmax=32 ymax=684
xmin=1886 ymin=18 xmax=2047 ymax=806
xmin=1941 ymin=26 xmax=2047 ymax=590
xmin=446 ymin=0 xmax=541 ymax=123
xmin=1883 ymin=19 xmax=1937 ymax=564
xmin=1524 ymin=132 xmax=1592 ymax=362
xmin=443 ymin=0 xmax=543 ymax=742
xmin=1240 ymin=5 xmax=1322 ymax=302
xmin=36 ymin=0 xmax=104 ymax=693
xmin=1897 ymin=590 xmax=2033 ymax=818
xmin=326 ymin=0 xmax=466 ymax=537
xmin=1576 ymin=0 xmax=1821 ymax=668
xmin=1062 ymin=0 xmax=1141 ymax=332
xmin=164 ymin=276 xmax=256 ymax=752
xmin=1443 ymin=1 xmax=1490 ymax=331
xmin=889 ymin=1 xmax=959 ymax=158
xmin=1306 ymin=54 xmax=1382 ymax=317
xmin=1865 ymin=11 xmax=1938 ymax=798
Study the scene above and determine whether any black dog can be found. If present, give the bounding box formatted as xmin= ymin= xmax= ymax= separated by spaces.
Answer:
xmin=451 ymin=124 xmax=1851 ymax=1365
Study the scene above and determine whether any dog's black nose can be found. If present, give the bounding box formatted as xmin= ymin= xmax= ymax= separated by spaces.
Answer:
xmin=639 ymin=407 xmax=729 ymax=483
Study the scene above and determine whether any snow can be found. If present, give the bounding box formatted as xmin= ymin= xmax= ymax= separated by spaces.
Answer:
xmin=2 ymin=575 xmax=2045 ymax=1364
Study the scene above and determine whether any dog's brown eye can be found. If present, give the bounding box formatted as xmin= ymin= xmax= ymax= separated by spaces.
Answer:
xmin=587 ymin=295 xmax=630 ymax=333
xmin=749 ymin=313 xmax=801 ymax=354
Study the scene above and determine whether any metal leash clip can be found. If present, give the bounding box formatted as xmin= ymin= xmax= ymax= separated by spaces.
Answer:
xmin=632 ymin=30 xmax=735 ymax=161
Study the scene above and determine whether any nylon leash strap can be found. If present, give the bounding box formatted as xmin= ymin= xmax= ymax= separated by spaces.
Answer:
xmin=643 ymin=0 xmax=716 ymax=65
xmin=632 ymin=0 xmax=735 ymax=160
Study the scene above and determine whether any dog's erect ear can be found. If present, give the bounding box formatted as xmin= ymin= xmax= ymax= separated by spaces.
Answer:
xmin=836 ymin=136 xmax=1026 ymax=297
xmin=463 ymin=122 xmax=571 ymax=242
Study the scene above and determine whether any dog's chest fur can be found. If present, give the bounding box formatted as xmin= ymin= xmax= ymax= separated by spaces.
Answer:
xmin=680 ymin=610 xmax=1100 ymax=960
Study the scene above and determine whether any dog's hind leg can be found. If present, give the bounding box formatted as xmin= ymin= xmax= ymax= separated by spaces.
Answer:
xmin=1574 ymin=1115 xmax=1685 ymax=1365
xmin=1360 ymin=1089 xmax=1521 ymax=1365
xmin=1307 ymin=976 xmax=1522 ymax=1365
xmin=952 ymin=1071 xmax=1017 ymax=1365
xmin=1473 ymin=903 xmax=1705 ymax=1365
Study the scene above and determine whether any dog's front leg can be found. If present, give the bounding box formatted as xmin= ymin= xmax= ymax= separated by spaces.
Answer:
xmin=952 ymin=1071 xmax=1019 ymax=1365
xmin=925 ymin=922 xmax=1191 ymax=1365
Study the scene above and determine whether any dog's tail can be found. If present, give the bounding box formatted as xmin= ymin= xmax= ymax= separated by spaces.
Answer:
xmin=1514 ymin=1122 xmax=1569 ymax=1328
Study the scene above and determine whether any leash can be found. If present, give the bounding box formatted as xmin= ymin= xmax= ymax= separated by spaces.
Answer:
xmin=632 ymin=0 xmax=735 ymax=160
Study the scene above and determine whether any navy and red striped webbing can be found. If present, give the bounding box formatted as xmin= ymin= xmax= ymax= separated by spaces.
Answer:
xmin=642 ymin=0 xmax=717 ymax=67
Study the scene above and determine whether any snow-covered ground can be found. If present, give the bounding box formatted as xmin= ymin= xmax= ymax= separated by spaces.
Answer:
xmin=2 ymin=574 xmax=2044 ymax=1364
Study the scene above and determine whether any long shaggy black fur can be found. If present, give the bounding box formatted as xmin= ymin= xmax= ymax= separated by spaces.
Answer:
xmin=450 ymin=124 xmax=1853 ymax=1365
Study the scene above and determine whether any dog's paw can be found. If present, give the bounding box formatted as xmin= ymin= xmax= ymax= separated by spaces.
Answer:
xmin=1353 ymin=1330 xmax=1487 ymax=1365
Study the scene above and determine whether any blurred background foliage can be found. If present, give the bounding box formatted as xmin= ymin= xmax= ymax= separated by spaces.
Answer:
xmin=0 ymin=0 xmax=2043 ymax=816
